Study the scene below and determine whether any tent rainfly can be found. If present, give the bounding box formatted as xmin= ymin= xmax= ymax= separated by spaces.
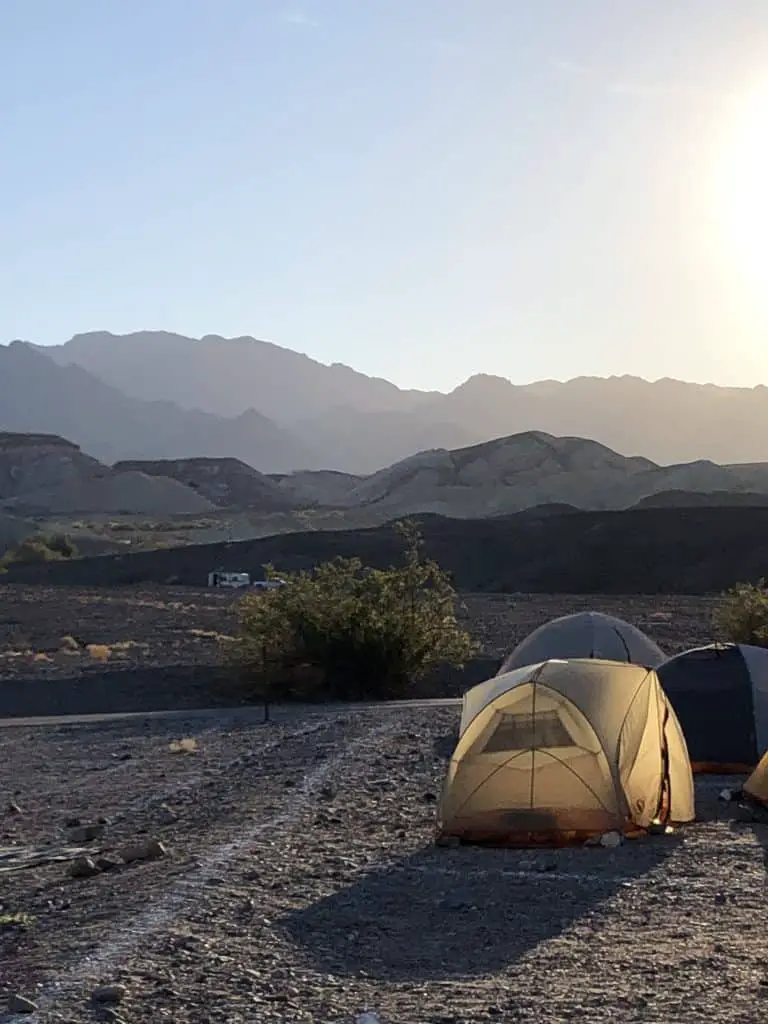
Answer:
xmin=437 ymin=658 xmax=694 ymax=846
xmin=498 ymin=612 xmax=665 ymax=675
xmin=657 ymin=643 xmax=768 ymax=772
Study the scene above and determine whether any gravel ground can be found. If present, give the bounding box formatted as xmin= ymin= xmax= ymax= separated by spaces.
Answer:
xmin=1 ymin=706 xmax=766 ymax=1024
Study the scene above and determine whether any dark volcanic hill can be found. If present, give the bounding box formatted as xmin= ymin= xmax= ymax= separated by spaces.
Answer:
xmin=6 ymin=507 xmax=768 ymax=595
xmin=631 ymin=489 xmax=768 ymax=509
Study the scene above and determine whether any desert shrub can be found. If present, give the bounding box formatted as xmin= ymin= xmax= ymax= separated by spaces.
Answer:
xmin=46 ymin=533 xmax=77 ymax=558
xmin=226 ymin=520 xmax=477 ymax=704
xmin=0 ymin=537 xmax=60 ymax=569
xmin=713 ymin=579 xmax=768 ymax=646
xmin=0 ymin=532 xmax=78 ymax=571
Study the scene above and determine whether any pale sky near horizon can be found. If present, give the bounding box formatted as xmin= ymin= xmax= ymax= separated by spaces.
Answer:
xmin=2 ymin=0 xmax=768 ymax=391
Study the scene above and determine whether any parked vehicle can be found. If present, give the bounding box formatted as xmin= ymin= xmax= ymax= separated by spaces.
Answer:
xmin=251 ymin=578 xmax=287 ymax=591
xmin=207 ymin=571 xmax=251 ymax=588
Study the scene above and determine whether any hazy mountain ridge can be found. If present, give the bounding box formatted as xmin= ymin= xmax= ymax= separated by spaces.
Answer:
xmin=30 ymin=330 xmax=768 ymax=472
xmin=34 ymin=331 xmax=437 ymax=422
xmin=0 ymin=341 xmax=319 ymax=473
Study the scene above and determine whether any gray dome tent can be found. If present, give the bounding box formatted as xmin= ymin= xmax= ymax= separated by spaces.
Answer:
xmin=657 ymin=643 xmax=768 ymax=772
xmin=498 ymin=612 xmax=665 ymax=675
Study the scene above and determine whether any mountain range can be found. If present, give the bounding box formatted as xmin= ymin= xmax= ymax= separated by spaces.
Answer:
xmin=3 ymin=427 xmax=768 ymax=529
xmin=0 ymin=329 xmax=762 ymax=474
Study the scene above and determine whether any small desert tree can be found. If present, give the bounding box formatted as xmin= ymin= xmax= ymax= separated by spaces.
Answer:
xmin=226 ymin=520 xmax=476 ymax=707
xmin=713 ymin=579 xmax=768 ymax=647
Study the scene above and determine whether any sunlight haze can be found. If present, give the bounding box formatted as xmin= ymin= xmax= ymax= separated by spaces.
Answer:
xmin=2 ymin=0 xmax=768 ymax=391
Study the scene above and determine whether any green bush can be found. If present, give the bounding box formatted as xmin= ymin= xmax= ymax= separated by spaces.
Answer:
xmin=0 ymin=533 xmax=78 ymax=570
xmin=47 ymin=533 xmax=78 ymax=558
xmin=225 ymin=520 xmax=477 ymax=704
xmin=713 ymin=579 xmax=768 ymax=646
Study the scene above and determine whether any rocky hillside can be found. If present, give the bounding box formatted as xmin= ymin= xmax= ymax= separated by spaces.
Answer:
xmin=0 ymin=432 xmax=105 ymax=499
xmin=0 ymin=433 xmax=215 ymax=516
xmin=113 ymin=457 xmax=304 ymax=511
xmin=268 ymin=431 xmax=768 ymax=517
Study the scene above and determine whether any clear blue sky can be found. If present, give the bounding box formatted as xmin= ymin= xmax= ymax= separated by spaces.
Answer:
xmin=2 ymin=0 xmax=768 ymax=390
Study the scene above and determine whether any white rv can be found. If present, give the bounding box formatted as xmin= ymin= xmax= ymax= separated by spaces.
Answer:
xmin=207 ymin=571 xmax=251 ymax=589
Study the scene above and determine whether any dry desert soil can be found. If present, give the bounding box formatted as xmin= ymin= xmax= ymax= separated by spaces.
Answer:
xmin=2 ymin=586 xmax=765 ymax=1023
xmin=0 ymin=584 xmax=719 ymax=688
xmin=1 ymin=707 xmax=767 ymax=1024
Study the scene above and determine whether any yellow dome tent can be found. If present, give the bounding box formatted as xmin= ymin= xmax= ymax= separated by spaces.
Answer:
xmin=437 ymin=659 xmax=695 ymax=846
xmin=744 ymin=750 xmax=768 ymax=807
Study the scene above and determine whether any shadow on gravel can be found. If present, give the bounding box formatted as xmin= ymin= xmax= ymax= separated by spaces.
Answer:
xmin=728 ymin=807 xmax=768 ymax=871
xmin=279 ymin=835 xmax=683 ymax=981
xmin=0 ymin=654 xmax=496 ymax=719
xmin=0 ymin=664 xmax=245 ymax=719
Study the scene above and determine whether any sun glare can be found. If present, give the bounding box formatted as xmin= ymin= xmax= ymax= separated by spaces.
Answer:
xmin=715 ymin=83 xmax=768 ymax=304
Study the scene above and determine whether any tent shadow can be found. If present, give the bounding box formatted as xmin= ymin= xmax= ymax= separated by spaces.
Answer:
xmin=278 ymin=835 xmax=683 ymax=982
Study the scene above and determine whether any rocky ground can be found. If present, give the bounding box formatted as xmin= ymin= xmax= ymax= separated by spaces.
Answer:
xmin=1 ymin=705 xmax=766 ymax=1023
xmin=0 ymin=586 xmax=237 ymax=681
xmin=0 ymin=585 xmax=719 ymax=683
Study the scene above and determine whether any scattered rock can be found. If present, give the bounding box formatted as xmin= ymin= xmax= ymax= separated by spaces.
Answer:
xmin=119 ymin=838 xmax=168 ymax=863
xmin=599 ymin=831 xmax=623 ymax=848
xmin=239 ymin=897 xmax=257 ymax=916
xmin=422 ymin=791 xmax=437 ymax=803
xmin=8 ymin=993 xmax=38 ymax=1014
xmin=96 ymin=855 xmax=122 ymax=872
xmin=68 ymin=855 xmax=101 ymax=879
xmin=97 ymin=1010 xmax=127 ymax=1023
xmin=169 ymin=738 xmax=198 ymax=754
xmin=158 ymin=804 xmax=178 ymax=825
xmin=91 ymin=984 xmax=127 ymax=1004
xmin=68 ymin=822 xmax=105 ymax=843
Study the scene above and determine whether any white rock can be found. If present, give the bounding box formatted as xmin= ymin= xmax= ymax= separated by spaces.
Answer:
xmin=599 ymin=830 xmax=623 ymax=848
